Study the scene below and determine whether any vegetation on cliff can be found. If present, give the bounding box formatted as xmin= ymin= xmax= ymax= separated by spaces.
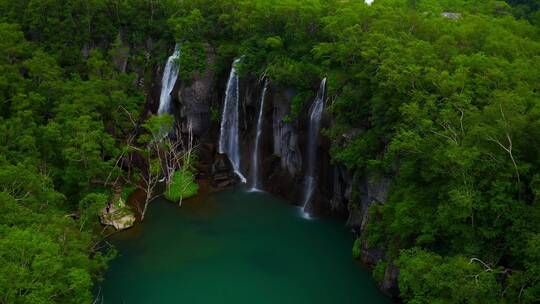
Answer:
xmin=0 ymin=0 xmax=539 ymax=303
xmin=0 ymin=22 xmax=134 ymax=302
xmin=164 ymin=169 xmax=199 ymax=204
xmin=0 ymin=1 xmax=187 ymax=302
xmin=169 ymin=1 xmax=540 ymax=302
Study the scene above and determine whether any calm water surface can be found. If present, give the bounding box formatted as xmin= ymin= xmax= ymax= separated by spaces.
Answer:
xmin=99 ymin=189 xmax=391 ymax=303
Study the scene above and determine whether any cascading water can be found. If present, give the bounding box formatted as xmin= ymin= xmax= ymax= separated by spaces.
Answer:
xmin=249 ymin=80 xmax=269 ymax=191
xmin=158 ymin=44 xmax=181 ymax=115
xmin=302 ymin=78 xmax=327 ymax=216
xmin=219 ymin=58 xmax=247 ymax=183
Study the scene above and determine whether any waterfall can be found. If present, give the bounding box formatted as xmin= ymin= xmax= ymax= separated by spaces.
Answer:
xmin=158 ymin=44 xmax=181 ymax=115
xmin=302 ymin=78 xmax=327 ymax=215
xmin=249 ymin=80 xmax=268 ymax=191
xmin=219 ymin=58 xmax=247 ymax=183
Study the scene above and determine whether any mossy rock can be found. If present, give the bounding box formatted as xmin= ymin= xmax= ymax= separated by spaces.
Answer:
xmin=100 ymin=197 xmax=136 ymax=230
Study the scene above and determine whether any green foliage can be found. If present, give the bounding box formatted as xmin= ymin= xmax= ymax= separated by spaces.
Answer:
xmin=141 ymin=114 xmax=174 ymax=143
xmin=291 ymin=90 xmax=313 ymax=118
xmin=372 ymin=261 xmax=387 ymax=285
xmin=210 ymin=104 xmax=220 ymax=123
xmin=121 ymin=186 xmax=136 ymax=202
xmin=523 ymin=234 xmax=540 ymax=302
xmin=170 ymin=9 xmax=209 ymax=42
xmin=178 ymin=42 xmax=207 ymax=81
xmin=79 ymin=193 xmax=108 ymax=231
xmin=164 ymin=169 xmax=199 ymax=203
xmin=397 ymin=248 xmax=501 ymax=303
xmin=0 ymin=0 xmax=539 ymax=302
xmin=265 ymin=36 xmax=284 ymax=49
xmin=0 ymin=170 xmax=114 ymax=303
xmin=352 ymin=238 xmax=362 ymax=259
xmin=163 ymin=0 xmax=539 ymax=301
xmin=0 ymin=6 xmax=144 ymax=302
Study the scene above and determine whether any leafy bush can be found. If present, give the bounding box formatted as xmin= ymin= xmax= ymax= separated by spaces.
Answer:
xmin=120 ymin=186 xmax=136 ymax=202
xmin=397 ymin=248 xmax=501 ymax=303
xmin=164 ymin=170 xmax=199 ymax=203
xmin=372 ymin=261 xmax=387 ymax=285
xmin=352 ymin=238 xmax=361 ymax=259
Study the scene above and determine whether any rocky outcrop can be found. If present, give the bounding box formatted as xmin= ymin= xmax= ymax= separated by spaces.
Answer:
xmin=264 ymin=85 xmax=305 ymax=203
xmin=347 ymin=173 xmax=391 ymax=264
xmin=202 ymin=75 xmax=356 ymax=214
xmin=441 ymin=12 xmax=462 ymax=20
xmin=211 ymin=155 xmax=237 ymax=188
xmin=330 ymin=165 xmax=353 ymax=211
xmin=381 ymin=263 xmax=400 ymax=296
xmin=344 ymin=171 xmax=397 ymax=296
xmin=347 ymin=173 xmax=390 ymax=230
xmin=175 ymin=45 xmax=217 ymax=139
xmin=272 ymin=87 xmax=303 ymax=177
xmin=174 ymin=60 xmax=399 ymax=296
xmin=100 ymin=197 xmax=135 ymax=230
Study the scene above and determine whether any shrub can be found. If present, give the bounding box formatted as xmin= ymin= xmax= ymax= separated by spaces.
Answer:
xmin=164 ymin=170 xmax=199 ymax=204
xmin=352 ymin=238 xmax=362 ymax=259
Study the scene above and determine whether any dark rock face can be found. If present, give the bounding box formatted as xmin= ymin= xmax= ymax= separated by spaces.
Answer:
xmin=116 ymin=36 xmax=161 ymax=121
xmin=169 ymin=62 xmax=399 ymax=297
xmin=330 ymin=165 xmax=353 ymax=211
xmin=381 ymin=263 xmax=400 ymax=297
xmin=345 ymin=173 xmax=391 ymax=266
xmin=189 ymin=74 xmax=379 ymax=218
xmin=347 ymin=174 xmax=391 ymax=231
xmin=211 ymin=154 xmax=236 ymax=188
xmin=265 ymin=85 xmax=304 ymax=203
xmin=175 ymin=45 xmax=217 ymax=139
xmin=311 ymin=137 xmax=347 ymax=217
xmin=272 ymin=87 xmax=303 ymax=177
xmin=256 ymin=83 xmax=349 ymax=216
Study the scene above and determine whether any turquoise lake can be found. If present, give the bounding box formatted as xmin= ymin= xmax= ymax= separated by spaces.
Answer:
xmin=99 ymin=189 xmax=392 ymax=303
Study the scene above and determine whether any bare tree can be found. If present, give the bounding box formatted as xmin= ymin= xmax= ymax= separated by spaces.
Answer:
xmin=105 ymin=107 xmax=161 ymax=221
xmin=138 ymin=156 xmax=160 ymax=221
xmin=107 ymin=109 xmax=198 ymax=221
xmin=487 ymin=104 xmax=520 ymax=185
xmin=161 ymin=122 xmax=198 ymax=207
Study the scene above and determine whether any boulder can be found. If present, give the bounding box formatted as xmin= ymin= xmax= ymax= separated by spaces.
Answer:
xmin=100 ymin=197 xmax=135 ymax=230
xmin=441 ymin=12 xmax=462 ymax=20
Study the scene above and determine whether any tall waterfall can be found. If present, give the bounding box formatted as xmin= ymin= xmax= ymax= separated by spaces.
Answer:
xmin=158 ymin=44 xmax=181 ymax=115
xmin=249 ymin=80 xmax=269 ymax=191
xmin=219 ymin=58 xmax=247 ymax=183
xmin=302 ymin=78 xmax=327 ymax=215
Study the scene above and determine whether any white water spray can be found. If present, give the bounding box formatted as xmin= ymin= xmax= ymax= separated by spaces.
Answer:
xmin=219 ymin=58 xmax=247 ymax=183
xmin=249 ymin=80 xmax=268 ymax=191
xmin=302 ymin=78 xmax=327 ymax=215
xmin=158 ymin=44 xmax=181 ymax=115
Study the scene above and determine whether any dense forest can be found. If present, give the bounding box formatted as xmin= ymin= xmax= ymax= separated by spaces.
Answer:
xmin=1 ymin=0 xmax=539 ymax=303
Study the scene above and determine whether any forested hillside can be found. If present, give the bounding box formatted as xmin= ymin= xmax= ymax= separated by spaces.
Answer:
xmin=1 ymin=0 xmax=539 ymax=303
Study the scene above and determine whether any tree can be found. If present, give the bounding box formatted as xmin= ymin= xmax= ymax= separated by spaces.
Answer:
xmin=397 ymin=248 xmax=501 ymax=304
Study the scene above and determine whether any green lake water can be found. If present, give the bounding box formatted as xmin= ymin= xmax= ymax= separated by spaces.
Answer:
xmin=99 ymin=189 xmax=392 ymax=303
